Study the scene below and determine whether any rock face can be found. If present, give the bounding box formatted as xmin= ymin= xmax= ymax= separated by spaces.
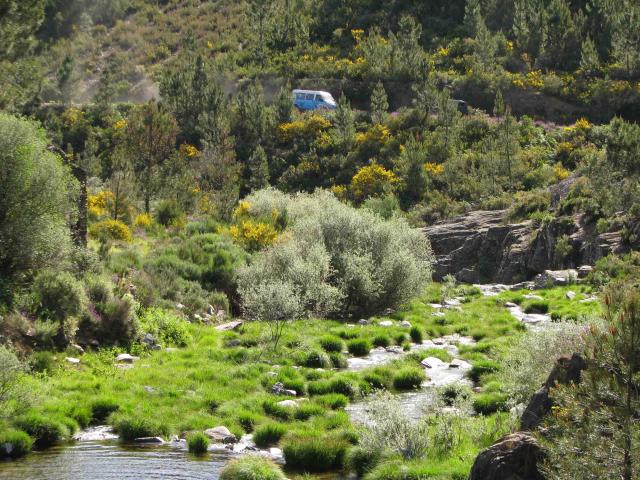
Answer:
xmin=424 ymin=209 xmax=637 ymax=284
xmin=468 ymin=432 xmax=545 ymax=480
xmin=521 ymin=353 xmax=587 ymax=430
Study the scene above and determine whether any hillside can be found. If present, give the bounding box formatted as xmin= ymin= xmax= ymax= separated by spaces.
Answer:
xmin=1 ymin=1 xmax=640 ymax=479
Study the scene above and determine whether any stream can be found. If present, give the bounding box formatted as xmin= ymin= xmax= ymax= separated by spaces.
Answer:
xmin=0 ymin=284 xmax=547 ymax=479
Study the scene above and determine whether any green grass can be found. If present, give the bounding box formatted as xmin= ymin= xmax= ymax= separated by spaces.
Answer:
xmin=253 ymin=422 xmax=288 ymax=447
xmin=0 ymin=430 xmax=34 ymax=458
xmin=282 ymin=432 xmax=349 ymax=472
xmin=187 ymin=432 xmax=209 ymax=455
xmin=220 ymin=455 xmax=286 ymax=480
xmin=392 ymin=367 xmax=425 ymax=390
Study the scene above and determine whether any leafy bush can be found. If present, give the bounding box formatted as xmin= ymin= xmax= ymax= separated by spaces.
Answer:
xmin=15 ymin=414 xmax=65 ymax=448
xmin=392 ymin=367 xmax=425 ymax=390
xmin=328 ymin=352 xmax=348 ymax=368
xmin=409 ymin=326 xmax=423 ymax=343
xmin=347 ymin=338 xmax=372 ymax=357
xmin=238 ymin=190 xmax=432 ymax=321
xmin=314 ymin=393 xmax=348 ymax=409
xmin=282 ymin=433 xmax=349 ymax=472
xmin=155 ymin=200 xmax=184 ymax=227
xmin=34 ymin=270 xmax=87 ymax=321
xmin=219 ymin=455 xmax=286 ymax=480
xmin=28 ymin=351 xmax=56 ymax=374
xmin=187 ymin=432 xmax=209 ymax=455
xmin=294 ymin=403 xmax=325 ymax=421
xmin=114 ymin=416 xmax=167 ymax=441
xmin=96 ymin=295 xmax=140 ymax=346
xmin=524 ymin=300 xmax=549 ymax=314
xmin=319 ymin=335 xmax=344 ymax=353
xmin=0 ymin=430 xmax=33 ymax=458
xmin=89 ymin=219 xmax=133 ymax=242
xmin=302 ymin=350 xmax=332 ymax=368
xmin=253 ymin=422 xmax=288 ymax=447
xmin=472 ymin=393 xmax=508 ymax=415
xmin=139 ymin=308 xmax=191 ymax=347
xmin=348 ymin=445 xmax=381 ymax=477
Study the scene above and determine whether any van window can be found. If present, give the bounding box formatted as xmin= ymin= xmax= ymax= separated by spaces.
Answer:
xmin=295 ymin=93 xmax=305 ymax=100
xmin=315 ymin=94 xmax=324 ymax=102
xmin=305 ymin=93 xmax=314 ymax=100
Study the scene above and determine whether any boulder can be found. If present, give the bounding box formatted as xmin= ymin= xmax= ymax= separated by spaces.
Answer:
xmin=70 ymin=344 xmax=85 ymax=354
xmin=65 ymin=357 xmax=80 ymax=365
xmin=378 ymin=320 xmax=393 ymax=327
xmin=357 ymin=318 xmax=369 ymax=326
xmin=521 ymin=353 xmax=587 ymax=430
xmin=468 ymin=432 xmax=544 ymax=480
xmin=116 ymin=353 xmax=139 ymax=363
xmin=448 ymin=358 xmax=471 ymax=369
xmin=421 ymin=357 xmax=446 ymax=368
xmin=565 ymin=291 xmax=576 ymax=300
xmin=577 ymin=265 xmax=593 ymax=278
xmin=533 ymin=269 xmax=578 ymax=289
xmin=276 ymin=400 xmax=298 ymax=409
xmin=400 ymin=320 xmax=412 ymax=327
xmin=215 ymin=321 xmax=243 ymax=331
xmin=133 ymin=437 xmax=164 ymax=444
xmin=272 ymin=382 xmax=296 ymax=396
xmin=205 ymin=426 xmax=237 ymax=444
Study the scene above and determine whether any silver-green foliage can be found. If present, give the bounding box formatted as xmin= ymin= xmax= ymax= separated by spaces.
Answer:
xmin=0 ymin=113 xmax=77 ymax=282
xmin=238 ymin=189 xmax=432 ymax=320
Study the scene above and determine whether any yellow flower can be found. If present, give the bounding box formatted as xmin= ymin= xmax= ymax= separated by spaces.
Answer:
xmin=437 ymin=47 xmax=449 ymax=58
xmin=113 ymin=119 xmax=127 ymax=130
xmin=134 ymin=213 xmax=153 ymax=228
xmin=424 ymin=162 xmax=444 ymax=176
xmin=506 ymin=41 xmax=514 ymax=51
xmin=207 ymin=41 xmax=213 ymax=49
xmin=180 ymin=143 xmax=200 ymax=158
xmin=350 ymin=163 xmax=398 ymax=201
xmin=234 ymin=200 xmax=252 ymax=218
xmin=554 ymin=164 xmax=570 ymax=180
xmin=230 ymin=220 xmax=278 ymax=252
xmin=351 ymin=29 xmax=364 ymax=42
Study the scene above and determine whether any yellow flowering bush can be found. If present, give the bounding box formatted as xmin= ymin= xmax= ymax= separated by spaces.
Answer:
xmin=113 ymin=119 xmax=127 ymax=130
xmin=554 ymin=164 xmax=571 ymax=181
xmin=134 ymin=213 xmax=153 ymax=228
xmin=61 ymin=107 xmax=85 ymax=127
xmin=89 ymin=219 xmax=133 ymax=243
xmin=350 ymin=163 xmax=398 ymax=201
xmin=180 ymin=143 xmax=200 ymax=158
xmin=230 ymin=220 xmax=278 ymax=252
xmin=355 ymin=124 xmax=391 ymax=147
xmin=88 ymin=191 xmax=115 ymax=220
xmin=234 ymin=200 xmax=252 ymax=218
xmin=424 ymin=162 xmax=444 ymax=176
xmin=330 ymin=185 xmax=348 ymax=201
xmin=278 ymin=114 xmax=332 ymax=143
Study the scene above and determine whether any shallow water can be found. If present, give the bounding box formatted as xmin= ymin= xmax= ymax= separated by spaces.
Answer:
xmin=0 ymin=440 xmax=232 ymax=480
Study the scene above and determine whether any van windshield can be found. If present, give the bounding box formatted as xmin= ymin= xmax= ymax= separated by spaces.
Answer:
xmin=320 ymin=93 xmax=335 ymax=104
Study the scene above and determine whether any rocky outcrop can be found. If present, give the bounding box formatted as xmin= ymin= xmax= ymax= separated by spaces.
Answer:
xmin=468 ymin=432 xmax=545 ymax=480
xmin=424 ymin=210 xmax=636 ymax=284
xmin=521 ymin=353 xmax=587 ymax=430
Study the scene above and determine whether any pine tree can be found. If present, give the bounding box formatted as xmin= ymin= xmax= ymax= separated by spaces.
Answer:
xmin=611 ymin=0 xmax=640 ymax=76
xmin=276 ymin=82 xmax=293 ymax=124
xmin=474 ymin=20 xmax=496 ymax=72
xmin=247 ymin=145 xmax=270 ymax=192
xmin=464 ymin=0 xmax=484 ymax=37
xmin=540 ymin=0 xmax=580 ymax=70
xmin=493 ymin=89 xmax=505 ymax=117
xmin=580 ymin=36 xmax=600 ymax=75
xmin=394 ymin=138 xmax=428 ymax=208
xmin=513 ymin=0 xmax=547 ymax=63
xmin=332 ymin=95 xmax=356 ymax=151
xmin=370 ymin=81 xmax=389 ymax=125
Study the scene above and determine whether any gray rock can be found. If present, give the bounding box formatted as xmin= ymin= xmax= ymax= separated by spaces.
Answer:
xmin=271 ymin=382 xmax=296 ymax=396
xmin=176 ymin=303 xmax=185 ymax=310
xmin=205 ymin=426 xmax=237 ymax=444
xmin=565 ymin=290 xmax=576 ymax=300
xmin=378 ymin=320 xmax=393 ymax=327
xmin=577 ymin=265 xmax=593 ymax=278
xmin=276 ymin=400 xmax=298 ymax=408
xmin=421 ymin=357 xmax=446 ymax=368
xmin=70 ymin=344 xmax=85 ymax=354
xmin=448 ymin=359 xmax=471 ymax=369
xmin=116 ymin=353 xmax=139 ymax=363
xmin=505 ymin=302 xmax=518 ymax=308
xmin=534 ymin=269 xmax=578 ymax=289
xmin=357 ymin=318 xmax=369 ymax=325
xmin=133 ymin=437 xmax=164 ymax=444
xmin=468 ymin=432 xmax=544 ymax=480
xmin=215 ymin=321 xmax=243 ymax=331
xmin=400 ymin=320 xmax=412 ymax=327
xmin=65 ymin=357 xmax=80 ymax=365
xmin=144 ymin=386 xmax=157 ymax=393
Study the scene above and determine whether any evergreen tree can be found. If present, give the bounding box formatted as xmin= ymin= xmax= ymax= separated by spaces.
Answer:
xmin=247 ymin=0 xmax=274 ymax=66
xmin=231 ymin=82 xmax=273 ymax=163
xmin=247 ymin=145 xmax=270 ymax=192
xmin=474 ymin=19 xmax=497 ymax=72
xmin=539 ymin=0 xmax=580 ymax=70
xmin=125 ymin=101 xmax=178 ymax=213
xmin=394 ymin=138 xmax=428 ymax=208
xmin=580 ymin=36 xmax=600 ymax=75
xmin=611 ymin=0 xmax=640 ymax=76
xmin=0 ymin=0 xmax=46 ymax=60
xmin=493 ymin=88 xmax=505 ymax=117
xmin=513 ymin=0 xmax=547 ymax=63
xmin=276 ymin=82 xmax=293 ymax=124
xmin=332 ymin=95 xmax=356 ymax=151
xmin=370 ymin=81 xmax=389 ymax=125
xmin=412 ymin=76 xmax=438 ymax=123
xmin=464 ymin=0 xmax=484 ymax=37
xmin=389 ymin=16 xmax=425 ymax=80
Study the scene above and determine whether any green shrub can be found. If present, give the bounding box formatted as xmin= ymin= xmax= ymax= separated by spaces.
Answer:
xmin=34 ymin=270 xmax=87 ymax=321
xmin=262 ymin=401 xmax=293 ymax=421
xmin=15 ymin=414 xmax=65 ymax=449
xmin=0 ymin=430 xmax=33 ymax=458
xmin=237 ymin=410 xmax=261 ymax=432
xmin=187 ymin=432 xmax=209 ymax=455
xmin=394 ymin=333 xmax=408 ymax=345
xmin=29 ymin=351 xmax=56 ymax=374
xmin=363 ymin=372 xmax=391 ymax=390
xmin=337 ymin=330 xmax=359 ymax=340
xmin=97 ymin=295 xmax=139 ymax=346
xmin=524 ymin=301 xmax=549 ymax=314
xmin=68 ymin=405 xmax=91 ymax=428
xmin=302 ymin=350 xmax=332 ymax=368
xmin=347 ymin=338 xmax=371 ymax=357
xmin=253 ymin=422 xmax=288 ymax=447
xmin=348 ymin=445 xmax=381 ymax=477
xmin=219 ymin=455 xmax=286 ymax=480
xmin=282 ymin=433 xmax=349 ymax=472
xmin=89 ymin=219 xmax=133 ymax=243
xmin=90 ymin=397 xmax=120 ymax=423
xmin=469 ymin=360 xmax=500 ymax=382
xmin=319 ymin=335 xmax=344 ymax=353
xmin=155 ymin=200 xmax=184 ymax=227
xmin=473 ymin=393 xmax=508 ymax=415
xmin=114 ymin=416 xmax=167 ymax=442
xmin=328 ymin=352 xmax=348 ymax=368
xmin=139 ymin=308 xmax=191 ymax=347
xmin=373 ymin=335 xmax=390 ymax=348
xmin=392 ymin=367 xmax=425 ymax=390
xmin=409 ymin=326 xmax=423 ymax=343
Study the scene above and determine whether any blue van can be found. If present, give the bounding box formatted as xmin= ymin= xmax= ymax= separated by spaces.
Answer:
xmin=292 ymin=89 xmax=337 ymax=111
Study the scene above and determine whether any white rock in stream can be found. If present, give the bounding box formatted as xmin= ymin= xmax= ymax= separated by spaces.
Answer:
xmin=74 ymin=426 xmax=119 ymax=441
xmin=421 ymin=357 xmax=446 ymax=368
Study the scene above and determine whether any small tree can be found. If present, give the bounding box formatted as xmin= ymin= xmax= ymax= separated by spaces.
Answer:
xmin=580 ymin=36 xmax=600 ymax=75
xmin=544 ymin=283 xmax=640 ymax=480
xmin=247 ymin=145 xmax=270 ymax=192
xmin=276 ymin=82 xmax=293 ymax=124
xmin=370 ymin=81 xmax=389 ymax=125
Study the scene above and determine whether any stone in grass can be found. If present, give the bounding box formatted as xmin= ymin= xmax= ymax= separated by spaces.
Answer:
xmin=215 ymin=321 xmax=243 ymax=331
xmin=276 ymin=400 xmax=298 ymax=409
xmin=272 ymin=382 xmax=296 ymax=396
xmin=400 ymin=320 xmax=412 ymax=327
xmin=205 ymin=426 xmax=237 ymax=444
xmin=505 ymin=302 xmax=518 ymax=308
xmin=468 ymin=432 xmax=544 ymax=480
xmin=565 ymin=291 xmax=576 ymax=300
xmin=449 ymin=359 xmax=472 ymax=369
xmin=378 ymin=320 xmax=393 ymax=327
xmin=116 ymin=353 xmax=139 ymax=363
xmin=357 ymin=318 xmax=369 ymax=325
xmin=65 ymin=357 xmax=80 ymax=365
xmin=421 ymin=357 xmax=446 ymax=368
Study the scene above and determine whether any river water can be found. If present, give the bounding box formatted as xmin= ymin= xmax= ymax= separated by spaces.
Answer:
xmin=1 ymin=284 xmax=546 ymax=480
